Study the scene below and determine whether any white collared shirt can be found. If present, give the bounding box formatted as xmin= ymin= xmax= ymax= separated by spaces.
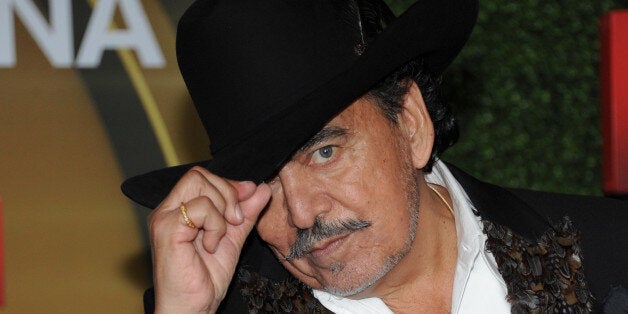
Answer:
xmin=313 ymin=161 xmax=511 ymax=313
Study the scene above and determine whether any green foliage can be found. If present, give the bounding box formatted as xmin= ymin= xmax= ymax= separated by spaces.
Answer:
xmin=388 ymin=0 xmax=628 ymax=195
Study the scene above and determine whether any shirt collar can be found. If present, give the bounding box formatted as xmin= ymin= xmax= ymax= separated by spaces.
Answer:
xmin=425 ymin=161 xmax=487 ymax=312
xmin=313 ymin=161 xmax=499 ymax=313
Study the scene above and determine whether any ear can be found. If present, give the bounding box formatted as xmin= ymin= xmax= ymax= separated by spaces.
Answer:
xmin=398 ymin=81 xmax=434 ymax=169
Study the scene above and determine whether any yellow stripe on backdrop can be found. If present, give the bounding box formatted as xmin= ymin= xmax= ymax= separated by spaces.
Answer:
xmin=119 ymin=48 xmax=180 ymax=166
xmin=86 ymin=0 xmax=180 ymax=167
xmin=0 ymin=0 xmax=206 ymax=312
xmin=116 ymin=0 xmax=210 ymax=166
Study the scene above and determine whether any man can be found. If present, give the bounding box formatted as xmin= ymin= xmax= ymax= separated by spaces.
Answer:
xmin=122 ymin=0 xmax=628 ymax=312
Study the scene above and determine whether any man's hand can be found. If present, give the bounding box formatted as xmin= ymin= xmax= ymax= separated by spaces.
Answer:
xmin=148 ymin=166 xmax=272 ymax=313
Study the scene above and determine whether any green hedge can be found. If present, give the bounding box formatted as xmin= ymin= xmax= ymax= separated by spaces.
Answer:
xmin=388 ymin=0 xmax=628 ymax=195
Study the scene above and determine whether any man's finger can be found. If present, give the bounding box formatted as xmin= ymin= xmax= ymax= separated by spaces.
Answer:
xmin=182 ymin=197 xmax=228 ymax=252
xmin=239 ymin=183 xmax=272 ymax=221
xmin=158 ymin=167 xmax=243 ymax=224
xmin=232 ymin=180 xmax=258 ymax=201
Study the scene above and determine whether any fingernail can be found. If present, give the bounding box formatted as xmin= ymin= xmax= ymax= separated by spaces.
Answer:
xmin=235 ymin=205 xmax=243 ymax=221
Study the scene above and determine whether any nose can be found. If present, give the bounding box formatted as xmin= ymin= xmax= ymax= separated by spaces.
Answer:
xmin=278 ymin=164 xmax=331 ymax=229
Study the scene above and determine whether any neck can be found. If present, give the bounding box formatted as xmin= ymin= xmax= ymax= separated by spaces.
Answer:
xmin=350 ymin=179 xmax=458 ymax=311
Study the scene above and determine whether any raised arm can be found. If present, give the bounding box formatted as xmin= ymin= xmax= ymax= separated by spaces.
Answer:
xmin=148 ymin=166 xmax=271 ymax=313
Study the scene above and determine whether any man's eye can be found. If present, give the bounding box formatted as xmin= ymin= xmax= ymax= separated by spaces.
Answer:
xmin=311 ymin=145 xmax=336 ymax=164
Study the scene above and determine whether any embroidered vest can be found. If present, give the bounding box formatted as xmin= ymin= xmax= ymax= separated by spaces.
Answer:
xmin=239 ymin=217 xmax=593 ymax=313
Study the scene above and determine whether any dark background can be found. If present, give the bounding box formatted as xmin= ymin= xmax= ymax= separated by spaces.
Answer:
xmin=389 ymin=0 xmax=628 ymax=195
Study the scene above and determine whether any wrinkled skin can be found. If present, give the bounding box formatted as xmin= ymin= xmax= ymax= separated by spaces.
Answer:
xmin=257 ymin=92 xmax=426 ymax=296
xmin=148 ymin=82 xmax=457 ymax=313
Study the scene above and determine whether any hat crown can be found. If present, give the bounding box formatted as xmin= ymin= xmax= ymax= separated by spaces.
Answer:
xmin=177 ymin=0 xmax=381 ymax=154
xmin=123 ymin=0 xmax=478 ymax=209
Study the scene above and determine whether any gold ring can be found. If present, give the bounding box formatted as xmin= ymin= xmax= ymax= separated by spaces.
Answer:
xmin=180 ymin=202 xmax=196 ymax=229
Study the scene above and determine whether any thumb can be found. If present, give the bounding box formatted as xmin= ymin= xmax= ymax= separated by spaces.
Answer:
xmin=232 ymin=180 xmax=258 ymax=202
xmin=225 ymin=183 xmax=271 ymax=246
xmin=227 ymin=181 xmax=269 ymax=225
xmin=239 ymin=183 xmax=272 ymax=223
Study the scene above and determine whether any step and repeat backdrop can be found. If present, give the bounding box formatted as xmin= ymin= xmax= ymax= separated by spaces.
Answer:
xmin=1 ymin=0 xmax=625 ymax=312
xmin=0 ymin=0 xmax=209 ymax=312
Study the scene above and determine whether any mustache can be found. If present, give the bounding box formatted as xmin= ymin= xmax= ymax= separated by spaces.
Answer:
xmin=285 ymin=218 xmax=371 ymax=261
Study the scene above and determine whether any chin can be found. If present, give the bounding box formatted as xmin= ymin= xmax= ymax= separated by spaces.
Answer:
xmin=321 ymin=247 xmax=409 ymax=297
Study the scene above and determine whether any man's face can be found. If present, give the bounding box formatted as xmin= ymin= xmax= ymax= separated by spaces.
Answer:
xmin=256 ymin=92 xmax=430 ymax=297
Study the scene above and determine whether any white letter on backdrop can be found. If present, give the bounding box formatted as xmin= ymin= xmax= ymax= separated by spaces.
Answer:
xmin=76 ymin=0 xmax=165 ymax=68
xmin=0 ymin=0 xmax=73 ymax=67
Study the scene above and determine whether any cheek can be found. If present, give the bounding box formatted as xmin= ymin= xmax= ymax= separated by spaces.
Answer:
xmin=256 ymin=199 xmax=294 ymax=255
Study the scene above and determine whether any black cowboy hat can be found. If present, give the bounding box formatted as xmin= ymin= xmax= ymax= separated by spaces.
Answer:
xmin=122 ymin=0 xmax=478 ymax=209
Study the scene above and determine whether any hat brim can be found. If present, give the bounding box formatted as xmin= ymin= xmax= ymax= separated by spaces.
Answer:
xmin=122 ymin=0 xmax=478 ymax=209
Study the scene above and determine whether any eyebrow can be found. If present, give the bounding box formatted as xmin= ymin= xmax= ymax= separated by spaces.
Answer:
xmin=297 ymin=126 xmax=348 ymax=153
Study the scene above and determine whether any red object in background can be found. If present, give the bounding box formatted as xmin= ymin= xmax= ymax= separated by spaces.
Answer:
xmin=0 ymin=197 xmax=4 ymax=306
xmin=600 ymin=10 xmax=628 ymax=195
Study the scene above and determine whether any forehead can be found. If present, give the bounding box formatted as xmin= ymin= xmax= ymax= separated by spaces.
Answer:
xmin=314 ymin=96 xmax=385 ymax=135
xmin=289 ymin=97 xmax=383 ymax=155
